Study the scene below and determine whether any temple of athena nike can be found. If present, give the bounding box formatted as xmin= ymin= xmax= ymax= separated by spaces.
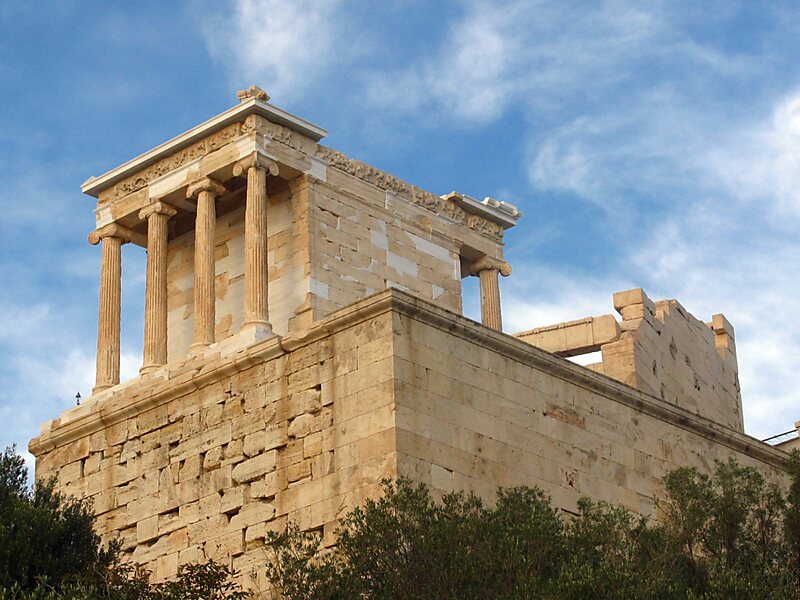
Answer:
xmin=29 ymin=86 xmax=792 ymax=589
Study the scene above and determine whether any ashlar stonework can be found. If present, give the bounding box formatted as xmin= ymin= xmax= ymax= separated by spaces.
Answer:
xmin=30 ymin=86 xmax=792 ymax=591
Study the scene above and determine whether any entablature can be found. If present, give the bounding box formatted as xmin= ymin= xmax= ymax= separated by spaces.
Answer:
xmin=86 ymin=88 xmax=520 ymax=246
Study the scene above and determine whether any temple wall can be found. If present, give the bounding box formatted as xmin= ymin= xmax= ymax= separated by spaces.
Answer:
xmin=305 ymin=175 xmax=464 ymax=320
xmin=165 ymin=182 xmax=308 ymax=360
xmin=30 ymin=291 xmax=788 ymax=591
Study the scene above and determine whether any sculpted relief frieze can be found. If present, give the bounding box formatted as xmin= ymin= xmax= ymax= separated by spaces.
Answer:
xmin=104 ymin=119 xmax=258 ymax=204
xmin=102 ymin=113 xmax=504 ymax=239
xmin=315 ymin=147 xmax=410 ymax=195
xmin=315 ymin=147 xmax=504 ymax=240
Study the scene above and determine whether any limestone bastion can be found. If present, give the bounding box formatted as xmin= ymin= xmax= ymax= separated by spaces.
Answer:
xmin=30 ymin=86 xmax=791 ymax=590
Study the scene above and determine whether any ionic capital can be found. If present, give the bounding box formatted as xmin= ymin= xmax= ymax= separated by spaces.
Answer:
xmin=233 ymin=153 xmax=280 ymax=178
xmin=186 ymin=177 xmax=226 ymax=199
xmin=88 ymin=223 xmax=145 ymax=246
xmin=138 ymin=201 xmax=177 ymax=221
xmin=468 ymin=255 xmax=512 ymax=277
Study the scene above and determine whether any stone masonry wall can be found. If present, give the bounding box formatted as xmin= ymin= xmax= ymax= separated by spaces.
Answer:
xmin=306 ymin=175 xmax=463 ymax=320
xmin=391 ymin=293 xmax=783 ymax=514
xmin=30 ymin=291 xmax=787 ymax=591
xmin=32 ymin=294 xmax=401 ymax=591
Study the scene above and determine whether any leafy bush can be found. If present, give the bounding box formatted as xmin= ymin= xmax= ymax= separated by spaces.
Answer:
xmin=0 ymin=446 xmax=245 ymax=600
xmin=266 ymin=453 xmax=800 ymax=599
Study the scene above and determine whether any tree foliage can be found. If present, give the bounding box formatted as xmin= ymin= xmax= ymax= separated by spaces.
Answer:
xmin=266 ymin=453 xmax=800 ymax=600
xmin=0 ymin=446 xmax=246 ymax=600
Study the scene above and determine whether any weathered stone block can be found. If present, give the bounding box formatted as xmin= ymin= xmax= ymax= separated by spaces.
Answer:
xmin=231 ymin=451 xmax=277 ymax=484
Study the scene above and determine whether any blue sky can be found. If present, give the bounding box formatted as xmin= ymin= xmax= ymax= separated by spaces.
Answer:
xmin=2 ymin=1 xmax=799 ymax=467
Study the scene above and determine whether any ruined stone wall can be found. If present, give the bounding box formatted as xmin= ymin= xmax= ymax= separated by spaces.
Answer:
xmin=516 ymin=288 xmax=743 ymax=433
xmin=603 ymin=293 xmax=741 ymax=432
xmin=31 ymin=291 xmax=787 ymax=592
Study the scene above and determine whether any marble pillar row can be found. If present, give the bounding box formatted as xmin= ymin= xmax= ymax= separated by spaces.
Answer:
xmin=187 ymin=178 xmax=226 ymax=352
xmin=469 ymin=256 xmax=512 ymax=331
xmin=88 ymin=224 xmax=136 ymax=393
xmin=139 ymin=201 xmax=177 ymax=373
xmin=233 ymin=153 xmax=279 ymax=338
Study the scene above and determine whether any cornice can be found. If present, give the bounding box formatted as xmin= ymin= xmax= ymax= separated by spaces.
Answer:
xmin=313 ymin=145 xmax=513 ymax=239
xmin=81 ymin=98 xmax=327 ymax=199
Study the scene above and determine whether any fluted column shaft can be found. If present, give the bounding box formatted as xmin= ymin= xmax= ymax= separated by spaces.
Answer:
xmin=140 ymin=202 xmax=176 ymax=372
xmin=244 ymin=164 xmax=269 ymax=327
xmin=187 ymin=178 xmax=225 ymax=351
xmin=469 ymin=256 xmax=512 ymax=332
xmin=235 ymin=154 xmax=279 ymax=334
xmin=88 ymin=224 xmax=136 ymax=393
xmin=95 ymin=236 xmax=122 ymax=391
xmin=478 ymin=268 xmax=502 ymax=330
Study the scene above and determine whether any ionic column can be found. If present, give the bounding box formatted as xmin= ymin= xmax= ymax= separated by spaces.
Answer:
xmin=88 ymin=224 xmax=135 ymax=393
xmin=233 ymin=154 xmax=279 ymax=336
xmin=469 ymin=256 xmax=512 ymax=331
xmin=139 ymin=201 xmax=177 ymax=373
xmin=187 ymin=178 xmax=226 ymax=352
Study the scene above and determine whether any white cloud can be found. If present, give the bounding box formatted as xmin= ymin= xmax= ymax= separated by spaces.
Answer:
xmin=203 ymin=0 xmax=346 ymax=100
xmin=503 ymin=263 xmax=624 ymax=333
xmin=365 ymin=1 xmax=526 ymax=123
xmin=505 ymin=72 xmax=800 ymax=441
xmin=704 ymin=89 xmax=800 ymax=224
xmin=0 ymin=300 xmax=95 ymax=452
xmin=363 ymin=1 xmax=673 ymax=125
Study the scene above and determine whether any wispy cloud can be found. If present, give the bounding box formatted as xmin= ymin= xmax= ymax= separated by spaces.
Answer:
xmin=203 ymin=0 xmax=347 ymax=100
xmin=704 ymin=90 xmax=800 ymax=224
xmin=507 ymin=88 xmax=800 ymax=437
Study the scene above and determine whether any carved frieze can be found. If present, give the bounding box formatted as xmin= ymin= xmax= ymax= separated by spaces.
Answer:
xmin=253 ymin=117 xmax=317 ymax=155
xmin=105 ymin=119 xmax=257 ymax=204
xmin=315 ymin=147 xmax=410 ymax=195
xmin=315 ymin=149 xmax=504 ymax=240
xmin=106 ymin=110 xmax=504 ymax=240
xmin=411 ymin=187 xmax=504 ymax=239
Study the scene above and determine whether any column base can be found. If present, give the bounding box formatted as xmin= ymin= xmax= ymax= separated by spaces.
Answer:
xmin=139 ymin=363 xmax=164 ymax=376
xmin=92 ymin=384 xmax=113 ymax=395
xmin=188 ymin=342 xmax=211 ymax=358
xmin=240 ymin=321 xmax=274 ymax=343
